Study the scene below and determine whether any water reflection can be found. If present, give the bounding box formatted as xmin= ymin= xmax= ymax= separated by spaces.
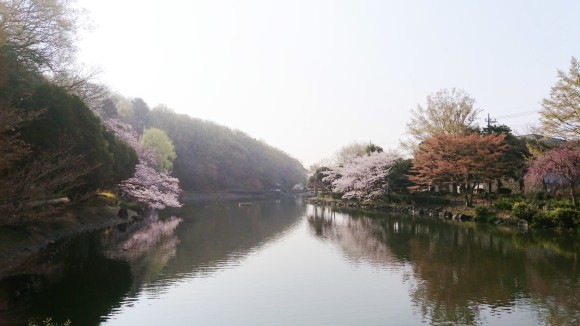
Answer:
xmin=101 ymin=214 xmax=182 ymax=291
xmin=307 ymin=205 xmax=404 ymax=269
xmin=0 ymin=200 xmax=305 ymax=325
xmin=1 ymin=201 xmax=577 ymax=325
xmin=306 ymin=205 xmax=580 ymax=325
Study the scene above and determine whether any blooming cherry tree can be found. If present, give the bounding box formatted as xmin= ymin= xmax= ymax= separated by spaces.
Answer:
xmin=525 ymin=144 xmax=579 ymax=208
xmin=103 ymin=118 xmax=181 ymax=209
xmin=323 ymin=151 xmax=402 ymax=200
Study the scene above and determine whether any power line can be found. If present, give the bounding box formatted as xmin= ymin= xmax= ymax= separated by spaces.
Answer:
xmin=494 ymin=110 xmax=538 ymax=120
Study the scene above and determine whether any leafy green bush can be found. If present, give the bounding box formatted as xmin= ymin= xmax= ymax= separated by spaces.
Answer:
xmin=474 ymin=205 xmax=494 ymax=218
xmin=497 ymin=187 xmax=512 ymax=194
xmin=531 ymin=191 xmax=552 ymax=201
xmin=512 ymin=202 xmax=536 ymax=222
xmin=547 ymin=199 xmax=574 ymax=210
xmin=552 ymin=208 xmax=579 ymax=229
xmin=532 ymin=211 xmax=558 ymax=228
xmin=331 ymin=192 xmax=345 ymax=200
xmin=494 ymin=198 xmax=514 ymax=210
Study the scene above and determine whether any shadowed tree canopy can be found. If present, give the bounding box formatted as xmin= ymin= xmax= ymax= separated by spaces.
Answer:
xmin=365 ymin=143 xmax=383 ymax=154
xmin=131 ymin=98 xmax=150 ymax=134
xmin=16 ymin=82 xmax=138 ymax=194
xmin=481 ymin=124 xmax=531 ymax=191
xmin=0 ymin=50 xmax=137 ymax=195
xmin=539 ymin=57 xmax=580 ymax=140
xmin=308 ymin=166 xmax=331 ymax=195
xmin=0 ymin=56 xmax=137 ymax=222
xmin=402 ymin=88 xmax=481 ymax=151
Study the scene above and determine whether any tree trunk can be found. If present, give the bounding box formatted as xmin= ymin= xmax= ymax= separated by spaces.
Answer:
xmin=464 ymin=184 xmax=474 ymax=207
xmin=465 ymin=192 xmax=474 ymax=207
xmin=461 ymin=184 xmax=473 ymax=207
xmin=571 ymin=183 xmax=577 ymax=210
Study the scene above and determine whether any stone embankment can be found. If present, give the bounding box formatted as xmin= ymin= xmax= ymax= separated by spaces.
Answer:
xmin=306 ymin=198 xmax=525 ymax=226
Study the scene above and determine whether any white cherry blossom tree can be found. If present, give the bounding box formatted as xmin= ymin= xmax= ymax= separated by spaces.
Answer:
xmin=103 ymin=118 xmax=181 ymax=209
xmin=323 ymin=151 xmax=401 ymax=200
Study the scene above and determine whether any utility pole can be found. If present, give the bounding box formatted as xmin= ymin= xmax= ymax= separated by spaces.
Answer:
xmin=484 ymin=113 xmax=498 ymax=194
xmin=485 ymin=113 xmax=497 ymax=130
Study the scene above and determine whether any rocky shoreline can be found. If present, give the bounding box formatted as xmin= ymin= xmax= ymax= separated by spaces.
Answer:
xmin=307 ymin=198 xmax=526 ymax=226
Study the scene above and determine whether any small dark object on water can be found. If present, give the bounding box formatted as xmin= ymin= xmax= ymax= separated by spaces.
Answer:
xmin=239 ymin=203 xmax=252 ymax=207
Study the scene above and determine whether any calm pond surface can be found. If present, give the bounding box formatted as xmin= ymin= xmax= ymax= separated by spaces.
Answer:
xmin=1 ymin=200 xmax=578 ymax=325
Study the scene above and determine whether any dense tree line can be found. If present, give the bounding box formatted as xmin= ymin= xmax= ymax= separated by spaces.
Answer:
xmin=314 ymin=62 xmax=578 ymax=212
xmin=105 ymin=101 xmax=305 ymax=192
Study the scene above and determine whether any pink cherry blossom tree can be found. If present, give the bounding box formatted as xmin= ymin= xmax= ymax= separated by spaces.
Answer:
xmin=103 ymin=118 xmax=182 ymax=209
xmin=525 ymin=144 xmax=579 ymax=209
xmin=323 ymin=151 xmax=402 ymax=200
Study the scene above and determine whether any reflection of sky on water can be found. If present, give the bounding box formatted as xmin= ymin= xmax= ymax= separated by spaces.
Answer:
xmin=1 ymin=201 xmax=577 ymax=325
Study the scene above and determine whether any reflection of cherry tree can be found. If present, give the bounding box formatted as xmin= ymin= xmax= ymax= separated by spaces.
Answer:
xmin=103 ymin=214 xmax=182 ymax=285
xmin=117 ymin=216 xmax=182 ymax=257
xmin=103 ymin=118 xmax=181 ymax=209
xmin=323 ymin=151 xmax=401 ymax=200
xmin=306 ymin=206 xmax=401 ymax=267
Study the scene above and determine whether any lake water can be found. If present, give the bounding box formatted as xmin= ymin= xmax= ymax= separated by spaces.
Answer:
xmin=1 ymin=200 xmax=578 ymax=325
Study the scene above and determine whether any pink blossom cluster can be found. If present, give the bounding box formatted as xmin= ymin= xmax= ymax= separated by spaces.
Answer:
xmin=103 ymin=118 xmax=182 ymax=209
xmin=102 ymin=119 xmax=157 ymax=167
xmin=525 ymin=145 xmax=579 ymax=188
xmin=323 ymin=151 xmax=401 ymax=200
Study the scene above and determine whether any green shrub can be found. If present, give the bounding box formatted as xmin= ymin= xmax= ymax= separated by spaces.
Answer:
xmin=410 ymin=194 xmax=450 ymax=205
xmin=474 ymin=205 xmax=495 ymax=218
xmin=532 ymin=211 xmax=558 ymax=228
xmin=331 ymin=192 xmax=344 ymax=200
xmin=497 ymin=187 xmax=512 ymax=194
xmin=512 ymin=202 xmax=536 ymax=222
xmin=547 ymin=199 xmax=574 ymax=210
xmin=494 ymin=198 xmax=514 ymax=210
xmin=531 ymin=191 xmax=551 ymax=201
xmin=552 ymin=208 xmax=580 ymax=229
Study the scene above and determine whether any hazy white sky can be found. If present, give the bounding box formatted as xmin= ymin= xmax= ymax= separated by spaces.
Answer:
xmin=76 ymin=0 xmax=580 ymax=167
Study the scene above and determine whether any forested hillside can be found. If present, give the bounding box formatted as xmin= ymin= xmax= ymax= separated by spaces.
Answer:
xmin=0 ymin=0 xmax=306 ymax=223
xmin=0 ymin=51 xmax=138 ymax=220
xmin=109 ymin=101 xmax=306 ymax=192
